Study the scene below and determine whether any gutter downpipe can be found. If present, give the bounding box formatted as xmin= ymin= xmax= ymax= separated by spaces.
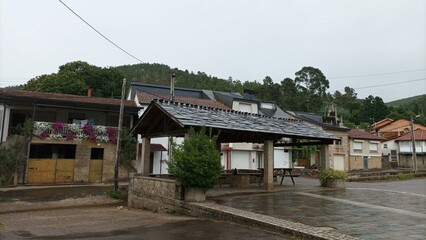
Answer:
xmin=0 ymin=102 xmax=6 ymax=144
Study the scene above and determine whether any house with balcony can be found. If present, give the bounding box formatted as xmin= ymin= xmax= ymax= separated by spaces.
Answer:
xmin=394 ymin=129 xmax=426 ymax=170
xmin=0 ymin=89 xmax=139 ymax=185
xmin=347 ymin=129 xmax=386 ymax=170
xmin=371 ymin=118 xmax=426 ymax=139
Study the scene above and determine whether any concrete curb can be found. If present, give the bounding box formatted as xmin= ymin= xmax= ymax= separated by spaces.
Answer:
xmin=184 ymin=201 xmax=361 ymax=240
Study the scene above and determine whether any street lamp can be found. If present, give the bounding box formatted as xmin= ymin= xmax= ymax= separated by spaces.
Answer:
xmin=410 ymin=115 xmax=420 ymax=173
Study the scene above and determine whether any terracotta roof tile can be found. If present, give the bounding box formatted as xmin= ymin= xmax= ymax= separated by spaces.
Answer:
xmin=136 ymin=91 xmax=231 ymax=110
xmin=0 ymin=89 xmax=137 ymax=107
xmin=394 ymin=129 xmax=426 ymax=141
xmin=348 ymin=129 xmax=386 ymax=141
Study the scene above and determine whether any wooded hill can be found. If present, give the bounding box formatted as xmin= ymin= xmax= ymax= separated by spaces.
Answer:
xmin=12 ymin=61 xmax=426 ymax=127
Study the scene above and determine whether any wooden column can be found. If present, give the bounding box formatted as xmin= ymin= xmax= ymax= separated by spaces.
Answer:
xmin=141 ymin=137 xmax=151 ymax=175
xmin=264 ymin=140 xmax=274 ymax=191
xmin=320 ymin=144 xmax=330 ymax=170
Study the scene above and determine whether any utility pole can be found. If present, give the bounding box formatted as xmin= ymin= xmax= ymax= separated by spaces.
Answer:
xmin=114 ymin=78 xmax=126 ymax=191
xmin=410 ymin=116 xmax=417 ymax=173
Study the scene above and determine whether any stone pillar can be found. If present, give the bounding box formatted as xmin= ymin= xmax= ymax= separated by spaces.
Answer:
xmin=264 ymin=140 xmax=274 ymax=191
xmin=320 ymin=145 xmax=330 ymax=170
xmin=141 ymin=138 xmax=151 ymax=175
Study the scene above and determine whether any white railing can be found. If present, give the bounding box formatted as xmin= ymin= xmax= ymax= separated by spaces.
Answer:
xmin=33 ymin=121 xmax=118 ymax=143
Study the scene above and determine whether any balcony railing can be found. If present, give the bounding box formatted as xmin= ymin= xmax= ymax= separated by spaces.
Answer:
xmin=33 ymin=121 xmax=118 ymax=143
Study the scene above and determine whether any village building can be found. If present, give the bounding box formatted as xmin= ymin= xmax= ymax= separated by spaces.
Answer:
xmin=347 ymin=128 xmax=387 ymax=170
xmin=394 ymin=129 xmax=426 ymax=170
xmin=0 ymin=89 xmax=140 ymax=184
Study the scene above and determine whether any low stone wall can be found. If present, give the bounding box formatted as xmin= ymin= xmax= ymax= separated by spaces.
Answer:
xmin=128 ymin=174 xmax=184 ymax=212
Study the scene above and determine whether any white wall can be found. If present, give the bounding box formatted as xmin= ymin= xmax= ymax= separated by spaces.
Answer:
xmin=274 ymin=147 xmax=291 ymax=168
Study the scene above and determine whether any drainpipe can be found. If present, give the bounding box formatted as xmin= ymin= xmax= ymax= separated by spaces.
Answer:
xmin=0 ymin=102 xmax=5 ymax=144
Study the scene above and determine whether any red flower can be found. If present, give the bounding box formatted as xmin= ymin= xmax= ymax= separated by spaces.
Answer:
xmin=65 ymin=134 xmax=75 ymax=141
xmin=52 ymin=122 xmax=64 ymax=133
xmin=83 ymin=124 xmax=93 ymax=135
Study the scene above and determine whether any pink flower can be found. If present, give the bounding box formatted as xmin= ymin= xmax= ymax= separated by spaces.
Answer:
xmin=65 ymin=134 xmax=75 ymax=141
xmin=88 ymin=134 xmax=97 ymax=141
xmin=36 ymin=133 xmax=48 ymax=140
xmin=52 ymin=122 xmax=64 ymax=133
xmin=106 ymin=128 xmax=117 ymax=137
xmin=83 ymin=124 xmax=93 ymax=135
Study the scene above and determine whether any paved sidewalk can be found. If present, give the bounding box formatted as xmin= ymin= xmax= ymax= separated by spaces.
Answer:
xmin=215 ymin=177 xmax=426 ymax=240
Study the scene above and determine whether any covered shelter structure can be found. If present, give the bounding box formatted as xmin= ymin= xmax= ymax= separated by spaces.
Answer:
xmin=131 ymin=100 xmax=339 ymax=190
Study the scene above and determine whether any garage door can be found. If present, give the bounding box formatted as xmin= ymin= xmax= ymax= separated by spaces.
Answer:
xmin=333 ymin=155 xmax=345 ymax=171
xmin=231 ymin=151 xmax=251 ymax=169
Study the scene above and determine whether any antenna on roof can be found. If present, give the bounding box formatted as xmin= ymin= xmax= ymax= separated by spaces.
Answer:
xmin=170 ymin=72 xmax=176 ymax=102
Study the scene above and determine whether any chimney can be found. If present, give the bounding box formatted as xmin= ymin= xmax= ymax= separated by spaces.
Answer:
xmin=243 ymin=89 xmax=256 ymax=99
xmin=87 ymin=88 xmax=92 ymax=97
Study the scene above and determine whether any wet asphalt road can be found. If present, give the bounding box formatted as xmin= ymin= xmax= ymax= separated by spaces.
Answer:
xmin=0 ymin=186 xmax=111 ymax=203
xmin=0 ymin=207 xmax=290 ymax=240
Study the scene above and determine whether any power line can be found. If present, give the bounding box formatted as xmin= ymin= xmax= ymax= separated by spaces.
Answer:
xmin=58 ymin=0 xmax=144 ymax=63
xmin=330 ymin=69 xmax=426 ymax=79
xmin=354 ymin=78 xmax=426 ymax=90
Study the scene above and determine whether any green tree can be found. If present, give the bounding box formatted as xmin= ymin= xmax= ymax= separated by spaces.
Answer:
xmin=294 ymin=66 xmax=330 ymax=113
xmin=167 ymin=128 xmax=222 ymax=190
xmin=361 ymin=95 xmax=389 ymax=123
xmin=119 ymin=128 xmax=136 ymax=172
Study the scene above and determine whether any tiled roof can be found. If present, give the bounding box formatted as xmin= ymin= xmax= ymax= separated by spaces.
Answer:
xmin=0 ymin=89 xmax=137 ymax=108
xmin=139 ymin=100 xmax=339 ymax=141
xmin=136 ymin=91 xmax=231 ymax=110
xmin=348 ymin=129 xmax=386 ymax=141
xmin=394 ymin=129 xmax=426 ymax=141
xmin=371 ymin=118 xmax=393 ymax=130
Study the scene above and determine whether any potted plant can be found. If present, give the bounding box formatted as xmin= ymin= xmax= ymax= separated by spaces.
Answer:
xmin=319 ymin=169 xmax=348 ymax=188
xmin=167 ymin=127 xmax=222 ymax=202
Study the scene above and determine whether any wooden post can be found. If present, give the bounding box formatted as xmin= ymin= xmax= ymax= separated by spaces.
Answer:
xmin=114 ymin=78 xmax=126 ymax=191
xmin=141 ymin=137 xmax=151 ymax=175
xmin=264 ymin=140 xmax=274 ymax=191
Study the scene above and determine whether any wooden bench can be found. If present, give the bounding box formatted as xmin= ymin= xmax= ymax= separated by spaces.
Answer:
xmin=258 ymin=168 xmax=299 ymax=186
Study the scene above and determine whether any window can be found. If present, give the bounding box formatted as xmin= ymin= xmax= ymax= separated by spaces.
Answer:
xmin=57 ymin=144 xmax=76 ymax=159
xmin=383 ymin=144 xmax=388 ymax=149
xmin=353 ymin=141 xmax=362 ymax=152
xmin=30 ymin=144 xmax=53 ymax=158
xmin=334 ymin=138 xmax=342 ymax=145
xmin=91 ymin=148 xmax=104 ymax=160
xmin=369 ymin=142 xmax=378 ymax=153
xmin=260 ymin=102 xmax=275 ymax=109
xmin=238 ymin=103 xmax=252 ymax=113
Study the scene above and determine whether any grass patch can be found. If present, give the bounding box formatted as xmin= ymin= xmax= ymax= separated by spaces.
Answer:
xmin=0 ymin=221 xmax=5 ymax=231
xmin=106 ymin=187 xmax=122 ymax=199
xmin=394 ymin=173 xmax=415 ymax=180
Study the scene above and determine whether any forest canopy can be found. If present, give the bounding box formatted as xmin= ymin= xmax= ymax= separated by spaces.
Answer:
xmin=11 ymin=61 xmax=426 ymax=127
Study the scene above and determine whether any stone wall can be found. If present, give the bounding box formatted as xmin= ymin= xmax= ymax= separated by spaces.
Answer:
xmin=128 ymin=175 xmax=184 ymax=212
xmin=349 ymin=156 xmax=382 ymax=170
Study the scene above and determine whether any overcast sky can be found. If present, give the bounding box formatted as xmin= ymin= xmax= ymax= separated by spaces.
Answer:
xmin=1 ymin=0 xmax=425 ymax=102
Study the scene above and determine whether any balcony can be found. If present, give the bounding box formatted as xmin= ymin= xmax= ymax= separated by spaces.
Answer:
xmin=32 ymin=121 xmax=118 ymax=143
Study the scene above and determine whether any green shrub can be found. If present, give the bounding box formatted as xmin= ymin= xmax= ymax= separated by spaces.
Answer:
xmin=394 ymin=172 xmax=415 ymax=180
xmin=167 ymin=127 xmax=222 ymax=191
xmin=319 ymin=169 xmax=348 ymax=187
xmin=106 ymin=187 xmax=121 ymax=199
